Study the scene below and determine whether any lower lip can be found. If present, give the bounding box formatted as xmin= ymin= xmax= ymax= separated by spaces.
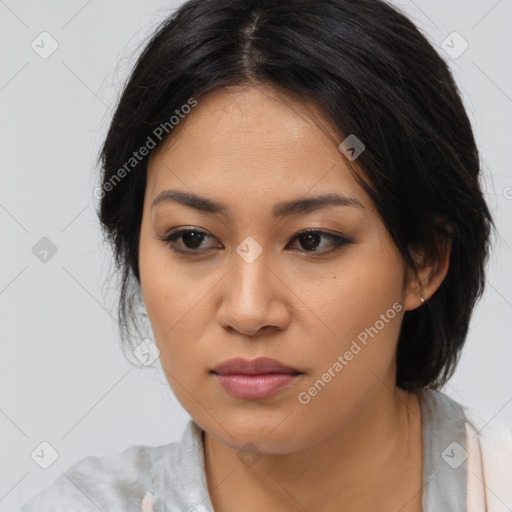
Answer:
xmin=213 ymin=373 xmax=300 ymax=399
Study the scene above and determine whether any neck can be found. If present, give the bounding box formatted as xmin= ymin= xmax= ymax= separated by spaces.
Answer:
xmin=203 ymin=387 xmax=423 ymax=512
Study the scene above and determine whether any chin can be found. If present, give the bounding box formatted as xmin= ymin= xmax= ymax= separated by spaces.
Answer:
xmin=199 ymin=411 xmax=317 ymax=454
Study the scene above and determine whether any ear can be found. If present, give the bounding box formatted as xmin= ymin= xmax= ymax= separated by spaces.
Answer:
xmin=403 ymin=236 xmax=452 ymax=312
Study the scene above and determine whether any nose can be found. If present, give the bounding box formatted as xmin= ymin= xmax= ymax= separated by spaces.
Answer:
xmin=216 ymin=246 xmax=291 ymax=337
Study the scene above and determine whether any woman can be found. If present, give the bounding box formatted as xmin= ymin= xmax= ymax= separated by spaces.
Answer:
xmin=20 ymin=0 xmax=512 ymax=511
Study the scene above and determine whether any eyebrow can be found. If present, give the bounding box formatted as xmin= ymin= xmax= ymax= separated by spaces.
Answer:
xmin=151 ymin=189 xmax=363 ymax=218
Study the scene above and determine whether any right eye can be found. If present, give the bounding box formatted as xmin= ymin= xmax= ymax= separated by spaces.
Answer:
xmin=159 ymin=228 xmax=220 ymax=255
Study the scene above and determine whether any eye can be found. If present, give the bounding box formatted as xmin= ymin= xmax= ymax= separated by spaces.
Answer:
xmin=159 ymin=228 xmax=351 ymax=256
xmin=287 ymin=229 xmax=351 ymax=255
xmin=160 ymin=228 xmax=219 ymax=254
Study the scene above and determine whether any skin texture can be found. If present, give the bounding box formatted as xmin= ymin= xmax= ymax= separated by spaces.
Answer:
xmin=138 ymin=84 xmax=451 ymax=512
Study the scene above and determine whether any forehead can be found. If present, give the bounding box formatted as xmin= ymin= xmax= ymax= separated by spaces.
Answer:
xmin=146 ymin=85 xmax=372 ymax=212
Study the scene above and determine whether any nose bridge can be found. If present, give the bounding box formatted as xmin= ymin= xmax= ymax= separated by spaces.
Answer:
xmin=217 ymin=235 xmax=288 ymax=335
xmin=231 ymin=236 xmax=272 ymax=308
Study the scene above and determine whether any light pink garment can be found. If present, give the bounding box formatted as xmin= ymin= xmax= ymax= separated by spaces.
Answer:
xmin=466 ymin=414 xmax=512 ymax=512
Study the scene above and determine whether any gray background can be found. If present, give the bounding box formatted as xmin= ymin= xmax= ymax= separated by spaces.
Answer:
xmin=1 ymin=0 xmax=511 ymax=509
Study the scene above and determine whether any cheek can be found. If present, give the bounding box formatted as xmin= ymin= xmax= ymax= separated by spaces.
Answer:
xmin=315 ymin=241 xmax=405 ymax=342
xmin=305 ymin=292 xmax=403 ymax=394
xmin=139 ymin=226 xmax=186 ymax=327
xmin=139 ymin=237 xmax=169 ymax=337
xmin=300 ymin=242 xmax=406 ymax=397
xmin=291 ymin=285 xmax=405 ymax=446
xmin=138 ymin=232 xmax=215 ymax=397
xmin=140 ymin=263 xmax=207 ymax=409
xmin=139 ymin=232 xmax=188 ymax=355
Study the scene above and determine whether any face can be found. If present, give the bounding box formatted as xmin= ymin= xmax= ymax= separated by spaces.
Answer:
xmin=139 ymin=85 xmax=419 ymax=454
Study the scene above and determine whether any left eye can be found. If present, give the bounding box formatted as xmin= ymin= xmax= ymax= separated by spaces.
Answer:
xmin=288 ymin=230 xmax=350 ymax=254
xmin=160 ymin=228 xmax=350 ymax=255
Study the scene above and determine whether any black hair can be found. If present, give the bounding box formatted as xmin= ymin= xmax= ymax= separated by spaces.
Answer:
xmin=96 ymin=0 xmax=493 ymax=391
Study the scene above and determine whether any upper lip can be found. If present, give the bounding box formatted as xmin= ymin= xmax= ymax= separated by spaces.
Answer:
xmin=211 ymin=357 xmax=302 ymax=375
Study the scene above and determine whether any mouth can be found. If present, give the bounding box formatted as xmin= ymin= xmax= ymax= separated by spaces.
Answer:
xmin=211 ymin=357 xmax=303 ymax=399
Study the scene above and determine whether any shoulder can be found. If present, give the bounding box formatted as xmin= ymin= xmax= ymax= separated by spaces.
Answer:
xmin=421 ymin=389 xmax=512 ymax=510
xmin=464 ymin=405 xmax=512 ymax=458
xmin=19 ymin=441 xmax=180 ymax=512
xmin=464 ymin=404 xmax=512 ymax=511
xmin=423 ymin=389 xmax=512 ymax=456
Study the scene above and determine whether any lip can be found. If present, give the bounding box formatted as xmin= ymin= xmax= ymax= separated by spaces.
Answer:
xmin=211 ymin=357 xmax=301 ymax=375
xmin=211 ymin=357 xmax=303 ymax=399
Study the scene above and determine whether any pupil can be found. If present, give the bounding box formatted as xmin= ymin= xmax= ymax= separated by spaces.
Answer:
xmin=301 ymin=233 xmax=320 ymax=251
xmin=183 ymin=231 xmax=203 ymax=249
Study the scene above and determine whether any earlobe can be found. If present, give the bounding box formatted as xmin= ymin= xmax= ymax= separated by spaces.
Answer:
xmin=403 ymin=238 xmax=452 ymax=312
xmin=403 ymin=277 xmax=427 ymax=312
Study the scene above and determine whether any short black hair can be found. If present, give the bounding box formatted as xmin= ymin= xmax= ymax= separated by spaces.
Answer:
xmin=96 ymin=0 xmax=493 ymax=391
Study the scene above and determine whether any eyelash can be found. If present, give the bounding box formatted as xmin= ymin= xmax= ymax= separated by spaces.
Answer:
xmin=159 ymin=228 xmax=351 ymax=256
